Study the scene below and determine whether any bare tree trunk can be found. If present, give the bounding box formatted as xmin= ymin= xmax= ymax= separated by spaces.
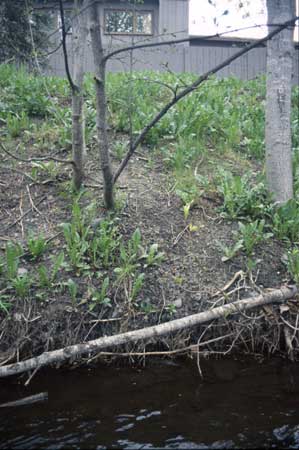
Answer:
xmin=265 ymin=0 xmax=296 ymax=204
xmin=88 ymin=0 xmax=114 ymax=209
xmin=71 ymin=0 xmax=88 ymax=190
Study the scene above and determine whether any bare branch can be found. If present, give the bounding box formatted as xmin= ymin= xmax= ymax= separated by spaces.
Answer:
xmin=58 ymin=0 xmax=78 ymax=92
xmin=0 ymin=141 xmax=74 ymax=166
xmin=103 ymin=21 xmax=298 ymax=63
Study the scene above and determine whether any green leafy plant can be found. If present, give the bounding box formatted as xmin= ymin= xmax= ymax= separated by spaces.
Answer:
xmin=36 ymin=252 xmax=66 ymax=289
xmin=141 ymin=243 xmax=164 ymax=268
xmin=286 ymin=248 xmax=299 ymax=283
xmin=61 ymin=201 xmax=91 ymax=271
xmin=62 ymin=222 xmax=90 ymax=271
xmin=128 ymin=228 xmax=142 ymax=258
xmin=50 ymin=251 xmax=66 ymax=282
xmin=272 ymin=199 xmax=299 ymax=243
xmin=6 ymin=111 xmax=29 ymax=137
xmin=90 ymin=277 xmax=111 ymax=309
xmin=12 ymin=273 xmax=31 ymax=298
xmin=139 ymin=300 xmax=156 ymax=315
xmin=0 ymin=297 xmax=11 ymax=314
xmin=113 ymin=141 xmax=127 ymax=161
xmin=37 ymin=265 xmax=51 ymax=288
xmin=27 ymin=232 xmax=48 ymax=260
xmin=5 ymin=242 xmax=22 ymax=280
xmin=114 ymin=246 xmax=140 ymax=284
xmin=67 ymin=278 xmax=78 ymax=304
xmin=218 ymin=172 xmax=271 ymax=220
xmin=218 ymin=240 xmax=243 ymax=262
xmin=165 ymin=303 xmax=177 ymax=316
xmin=237 ymin=219 xmax=272 ymax=255
xmin=89 ymin=220 xmax=119 ymax=268
xmin=130 ymin=273 xmax=145 ymax=303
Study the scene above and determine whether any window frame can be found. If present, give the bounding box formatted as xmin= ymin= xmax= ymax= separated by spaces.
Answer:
xmin=104 ymin=8 xmax=154 ymax=36
xmin=58 ymin=9 xmax=73 ymax=35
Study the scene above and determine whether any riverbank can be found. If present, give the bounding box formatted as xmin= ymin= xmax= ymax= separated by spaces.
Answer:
xmin=0 ymin=67 xmax=299 ymax=372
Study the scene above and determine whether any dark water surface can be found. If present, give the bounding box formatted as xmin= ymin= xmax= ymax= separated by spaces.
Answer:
xmin=1 ymin=358 xmax=299 ymax=449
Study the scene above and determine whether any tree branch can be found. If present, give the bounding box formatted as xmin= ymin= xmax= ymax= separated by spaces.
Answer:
xmin=0 ymin=141 xmax=74 ymax=166
xmin=103 ymin=21 xmax=297 ymax=63
xmin=58 ymin=0 xmax=78 ymax=92
xmin=113 ymin=15 xmax=299 ymax=183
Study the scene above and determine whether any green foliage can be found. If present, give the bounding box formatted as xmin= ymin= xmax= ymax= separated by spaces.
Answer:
xmin=6 ymin=111 xmax=29 ymax=137
xmin=0 ymin=1 xmax=53 ymax=64
xmin=237 ymin=219 xmax=272 ymax=256
xmin=27 ymin=232 xmax=48 ymax=260
xmin=37 ymin=265 xmax=51 ymax=288
xmin=90 ymin=277 xmax=111 ymax=309
xmin=5 ymin=242 xmax=22 ymax=280
xmin=36 ymin=251 xmax=65 ymax=288
xmin=130 ymin=273 xmax=145 ymax=302
xmin=217 ymin=171 xmax=272 ymax=220
xmin=141 ymin=243 xmax=164 ymax=268
xmin=89 ymin=220 xmax=119 ymax=268
xmin=50 ymin=251 xmax=65 ymax=282
xmin=67 ymin=278 xmax=78 ymax=304
xmin=61 ymin=200 xmax=91 ymax=272
xmin=113 ymin=141 xmax=127 ymax=161
xmin=286 ymin=248 xmax=299 ymax=283
xmin=218 ymin=240 xmax=243 ymax=262
xmin=12 ymin=273 xmax=31 ymax=298
xmin=272 ymin=200 xmax=299 ymax=244
xmin=0 ymin=297 xmax=11 ymax=314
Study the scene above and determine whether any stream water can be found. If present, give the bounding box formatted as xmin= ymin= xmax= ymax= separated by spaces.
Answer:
xmin=1 ymin=358 xmax=299 ymax=449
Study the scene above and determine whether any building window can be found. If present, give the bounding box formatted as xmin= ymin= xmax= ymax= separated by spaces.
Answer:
xmin=58 ymin=10 xmax=73 ymax=35
xmin=104 ymin=9 xmax=153 ymax=35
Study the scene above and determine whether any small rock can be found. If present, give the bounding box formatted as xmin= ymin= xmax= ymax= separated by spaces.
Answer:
xmin=173 ymin=298 xmax=183 ymax=308
xmin=14 ymin=313 xmax=22 ymax=322
xmin=17 ymin=268 xmax=28 ymax=277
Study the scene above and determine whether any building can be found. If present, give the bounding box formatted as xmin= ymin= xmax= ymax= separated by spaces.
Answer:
xmin=34 ymin=0 xmax=299 ymax=84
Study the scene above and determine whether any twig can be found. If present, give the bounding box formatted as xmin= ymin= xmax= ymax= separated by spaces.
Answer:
xmin=0 ymin=166 xmax=35 ymax=182
xmin=280 ymin=315 xmax=299 ymax=332
xmin=3 ymin=196 xmax=46 ymax=232
xmin=212 ymin=271 xmax=245 ymax=298
xmin=26 ymin=185 xmax=42 ymax=215
xmin=19 ymin=194 xmax=24 ymax=239
xmin=87 ymin=332 xmax=234 ymax=363
xmin=87 ymin=317 xmax=122 ymax=323
xmin=25 ymin=366 xmax=40 ymax=387
xmin=0 ymin=141 xmax=74 ymax=166
xmin=172 ymin=224 xmax=189 ymax=247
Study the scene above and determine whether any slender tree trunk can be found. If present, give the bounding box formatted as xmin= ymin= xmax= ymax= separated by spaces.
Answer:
xmin=71 ymin=0 xmax=88 ymax=190
xmin=88 ymin=0 xmax=114 ymax=209
xmin=265 ymin=0 xmax=296 ymax=204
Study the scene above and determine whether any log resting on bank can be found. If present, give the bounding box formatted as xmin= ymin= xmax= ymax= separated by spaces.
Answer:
xmin=0 ymin=285 xmax=297 ymax=378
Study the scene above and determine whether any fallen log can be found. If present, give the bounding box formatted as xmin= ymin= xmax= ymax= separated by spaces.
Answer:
xmin=0 ymin=285 xmax=297 ymax=378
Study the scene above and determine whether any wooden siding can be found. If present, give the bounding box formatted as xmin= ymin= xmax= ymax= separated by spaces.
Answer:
xmin=47 ymin=40 xmax=299 ymax=86
xmin=37 ymin=0 xmax=299 ymax=85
